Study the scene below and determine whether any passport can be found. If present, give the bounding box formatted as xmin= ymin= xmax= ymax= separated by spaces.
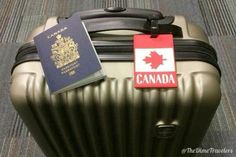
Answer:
xmin=34 ymin=13 xmax=105 ymax=94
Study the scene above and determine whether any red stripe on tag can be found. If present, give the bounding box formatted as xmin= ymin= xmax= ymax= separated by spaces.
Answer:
xmin=133 ymin=34 xmax=174 ymax=48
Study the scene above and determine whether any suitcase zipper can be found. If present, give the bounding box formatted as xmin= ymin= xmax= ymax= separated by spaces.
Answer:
xmin=13 ymin=39 xmax=221 ymax=75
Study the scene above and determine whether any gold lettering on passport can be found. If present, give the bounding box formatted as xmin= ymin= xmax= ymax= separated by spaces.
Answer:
xmin=47 ymin=27 xmax=68 ymax=39
xmin=51 ymin=34 xmax=80 ymax=76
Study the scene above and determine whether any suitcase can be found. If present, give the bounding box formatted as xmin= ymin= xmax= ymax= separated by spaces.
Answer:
xmin=10 ymin=7 xmax=221 ymax=157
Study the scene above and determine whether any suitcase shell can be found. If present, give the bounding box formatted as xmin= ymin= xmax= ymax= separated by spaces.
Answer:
xmin=10 ymin=8 xmax=221 ymax=157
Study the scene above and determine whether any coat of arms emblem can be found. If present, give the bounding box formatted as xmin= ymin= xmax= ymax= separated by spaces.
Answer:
xmin=51 ymin=34 xmax=80 ymax=68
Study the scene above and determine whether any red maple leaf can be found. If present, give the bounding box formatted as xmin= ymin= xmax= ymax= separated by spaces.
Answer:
xmin=143 ymin=51 xmax=165 ymax=69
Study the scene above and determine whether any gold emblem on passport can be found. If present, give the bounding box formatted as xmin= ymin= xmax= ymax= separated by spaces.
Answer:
xmin=51 ymin=34 xmax=80 ymax=69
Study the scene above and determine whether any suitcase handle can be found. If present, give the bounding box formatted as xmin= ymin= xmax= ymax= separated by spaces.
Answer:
xmin=77 ymin=7 xmax=164 ymax=20
xmin=58 ymin=8 xmax=181 ymax=37
xmin=78 ymin=7 xmax=167 ymax=37
xmin=82 ymin=17 xmax=182 ymax=37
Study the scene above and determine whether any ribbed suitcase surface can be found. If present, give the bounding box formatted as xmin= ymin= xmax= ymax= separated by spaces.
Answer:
xmin=10 ymin=8 xmax=221 ymax=157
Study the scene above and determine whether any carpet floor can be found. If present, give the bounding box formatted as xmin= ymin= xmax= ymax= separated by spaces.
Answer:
xmin=0 ymin=0 xmax=235 ymax=157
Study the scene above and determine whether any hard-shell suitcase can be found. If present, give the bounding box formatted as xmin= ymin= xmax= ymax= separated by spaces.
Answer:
xmin=10 ymin=7 xmax=221 ymax=157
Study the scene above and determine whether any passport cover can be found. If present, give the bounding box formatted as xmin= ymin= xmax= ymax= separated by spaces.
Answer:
xmin=34 ymin=13 xmax=105 ymax=94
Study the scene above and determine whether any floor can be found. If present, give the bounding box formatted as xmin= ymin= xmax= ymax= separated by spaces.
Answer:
xmin=0 ymin=0 xmax=236 ymax=156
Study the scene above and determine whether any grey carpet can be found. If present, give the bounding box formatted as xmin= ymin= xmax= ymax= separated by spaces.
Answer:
xmin=0 ymin=0 xmax=235 ymax=156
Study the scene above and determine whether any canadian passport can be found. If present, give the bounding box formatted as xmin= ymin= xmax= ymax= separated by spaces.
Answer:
xmin=34 ymin=13 xmax=105 ymax=94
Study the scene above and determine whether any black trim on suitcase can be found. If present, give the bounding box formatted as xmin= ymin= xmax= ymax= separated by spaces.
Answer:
xmin=12 ymin=39 xmax=221 ymax=75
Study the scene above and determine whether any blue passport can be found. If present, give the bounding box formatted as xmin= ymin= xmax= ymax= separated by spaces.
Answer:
xmin=34 ymin=13 xmax=105 ymax=94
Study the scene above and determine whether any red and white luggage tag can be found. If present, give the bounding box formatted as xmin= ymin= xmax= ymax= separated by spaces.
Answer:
xmin=134 ymin=34 xmax=177 ymax=88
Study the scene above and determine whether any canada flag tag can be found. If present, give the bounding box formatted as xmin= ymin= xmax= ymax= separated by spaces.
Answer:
xmin=134 ymin=34 xmax=177 ymax=88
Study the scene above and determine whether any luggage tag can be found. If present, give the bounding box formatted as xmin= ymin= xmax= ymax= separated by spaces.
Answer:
xmin=133 ymin=34 xmax=177 ymax=88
